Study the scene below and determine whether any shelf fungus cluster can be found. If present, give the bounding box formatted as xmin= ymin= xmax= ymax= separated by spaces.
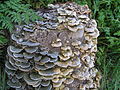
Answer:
xmin=6 ymin=2 xmax=101 ymax=90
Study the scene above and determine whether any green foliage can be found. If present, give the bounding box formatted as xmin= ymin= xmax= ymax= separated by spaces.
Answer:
xmin=23 ymin=0 xmax=94 ymax=8
xmin=23 ymin=0 xmax=77 ymax=8
xmin=0 ymin=67 xmax=10 ymax=90
xmin=0 ymin=0 xmax=40 ymax=31
xmin=0 ymin=37 xmax=9 ymax=90
xmin=97 ymin=47 xmax=120 ymax=90
xmin=0 ymin=32 xmax=8 ymax=90
xmin=0 ymin=36 xmax=8 ymax=44
xmin=85 ymin=0 xmax=120 ymax=90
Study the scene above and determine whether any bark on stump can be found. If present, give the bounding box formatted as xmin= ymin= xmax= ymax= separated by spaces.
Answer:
xmin=6 ymin=2 xmax=101 ymax=90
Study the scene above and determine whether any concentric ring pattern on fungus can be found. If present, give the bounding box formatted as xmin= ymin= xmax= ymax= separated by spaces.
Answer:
xmin=6 ymin=2 xmax=101 ymax=90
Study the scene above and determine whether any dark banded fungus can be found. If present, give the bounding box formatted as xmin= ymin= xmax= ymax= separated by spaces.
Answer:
xmin=6 ymin=2 xmax=101 ymax=90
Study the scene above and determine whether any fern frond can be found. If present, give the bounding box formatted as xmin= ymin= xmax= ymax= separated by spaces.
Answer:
xmin=0 ymin=16 xmax=13 ymax=31
xmin=0 ymin=0 xmax=40 ymax=31
xmin=114 ymin=31 xmax=120 ymax=36
xmin=0 ymin=36 xmax=8 ymax=44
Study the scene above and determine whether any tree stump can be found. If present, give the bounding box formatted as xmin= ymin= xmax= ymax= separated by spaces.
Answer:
xmin=6 ymin=2 xmax=101 ymax=90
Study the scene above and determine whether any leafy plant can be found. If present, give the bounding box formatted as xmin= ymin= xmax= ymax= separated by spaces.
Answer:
xmin=86 ymin=0 xmax=120 ymax=90
xmin=0 ymin=66 xmax=9 ymax=90
xmin=23 ymin=0 xmax=77 ymax=8
xmin=0 ymin=0 xmax=40 ymax=31
xmin=0 ymin=37 xmax=9 ymax=90
xmin=0 ymin=36 xmax=8 ymax=45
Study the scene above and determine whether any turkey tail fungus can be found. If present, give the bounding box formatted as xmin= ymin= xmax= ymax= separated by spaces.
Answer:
xmin=6 ymin=2 xmax=101 ymax=90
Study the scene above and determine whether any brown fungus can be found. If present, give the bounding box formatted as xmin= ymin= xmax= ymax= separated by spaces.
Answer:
xmin=6 ymin=2 xmax=101 ymax=90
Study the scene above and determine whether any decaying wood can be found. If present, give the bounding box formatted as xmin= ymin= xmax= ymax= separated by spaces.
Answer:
xmin=6 ymin=2 xmax=101 ymax=90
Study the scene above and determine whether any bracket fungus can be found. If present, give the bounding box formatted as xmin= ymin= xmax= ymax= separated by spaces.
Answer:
xmin=6 ymin=2 xmax=101 ymax=90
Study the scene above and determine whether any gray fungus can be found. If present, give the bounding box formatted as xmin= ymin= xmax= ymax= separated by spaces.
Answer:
xmin=6 ymin=2 xmax=101 ymax=90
